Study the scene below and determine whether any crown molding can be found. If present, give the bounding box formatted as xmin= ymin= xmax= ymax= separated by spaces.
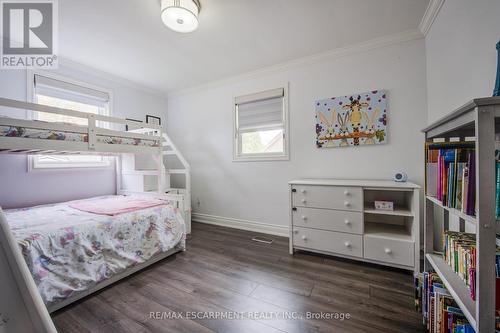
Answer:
xmin=167 ymin=29 xmax=424 ymax=98
xmin=419 ymin=0 xmax=446 ymax=36
xmin=57 ymin=57 xmax=167 ymax=98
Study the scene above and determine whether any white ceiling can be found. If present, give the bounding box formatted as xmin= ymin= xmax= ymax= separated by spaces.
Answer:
xmin=59 ymin=0 xmax=429 ymax=94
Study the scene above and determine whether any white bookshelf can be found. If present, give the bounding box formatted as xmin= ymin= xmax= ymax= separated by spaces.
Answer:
xmin=425 ymin=195 xmax=477 ymax=224
xmin=422 ymin=96 xmax=500 ymax=332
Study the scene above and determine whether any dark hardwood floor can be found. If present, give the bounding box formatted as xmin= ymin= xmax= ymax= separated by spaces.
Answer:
xmin=52 ymin=222 xmax=425 ymax=333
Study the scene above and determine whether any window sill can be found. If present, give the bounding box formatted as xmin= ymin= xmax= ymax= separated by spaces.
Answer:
xmin=233 ymin=154 xmax=289 ymax=162
xmin=27 ymin=156 xmax=113 ymax=172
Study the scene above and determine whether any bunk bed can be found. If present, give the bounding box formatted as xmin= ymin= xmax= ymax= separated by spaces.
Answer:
xmin=0 ymin=97 xmax=191 ymax=315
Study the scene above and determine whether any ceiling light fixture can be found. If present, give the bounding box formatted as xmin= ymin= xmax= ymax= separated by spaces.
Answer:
xmin=161 ymin=0 xmax=200 ymax=33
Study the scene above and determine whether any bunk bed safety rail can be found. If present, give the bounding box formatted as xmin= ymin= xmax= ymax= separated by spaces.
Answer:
xmin=0 ymin=97 xmax=162 ymax=130
xmin=0 ymin=97 xmax=163 ymax=152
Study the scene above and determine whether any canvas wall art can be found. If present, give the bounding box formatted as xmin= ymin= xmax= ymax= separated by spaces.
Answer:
xmin=315 ymin=90 xmax=387 ymax=148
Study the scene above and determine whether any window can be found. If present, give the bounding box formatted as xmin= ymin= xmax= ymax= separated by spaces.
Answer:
xmin=234 ymin=87 xmax=289 ymax=161
xmin=29 ymin=73 xmax=112 ymax=169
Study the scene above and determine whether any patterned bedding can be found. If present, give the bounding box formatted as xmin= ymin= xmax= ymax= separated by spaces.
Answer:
xmin=0 ymin=123 xmax=160 ymax=147
xmin=4 ymin=196 xmax=185 ymax=307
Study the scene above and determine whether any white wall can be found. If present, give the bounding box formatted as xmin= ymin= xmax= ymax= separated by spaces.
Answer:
xmin=425 ymin=0 xmax=500 ymax=239
xmin=0 ymin=61 xmax=167 ymax=209
xmin=167 ymin=38 xmax=428 ymax=229
xmin=426 ymin=0 xmax=500 ymax=123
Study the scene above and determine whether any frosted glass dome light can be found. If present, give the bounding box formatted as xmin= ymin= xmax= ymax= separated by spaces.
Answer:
xmin=161 ymin=0 xmax=200 ymax=33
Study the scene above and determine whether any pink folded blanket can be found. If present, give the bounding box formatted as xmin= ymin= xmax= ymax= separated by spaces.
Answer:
xmin=69 ymin=196 xmax=168 ymax=216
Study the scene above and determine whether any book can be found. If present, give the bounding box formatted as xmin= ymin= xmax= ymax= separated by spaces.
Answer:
xmin=425 ymin=147 xmax=477 ymax=219
xmin=444 ymin=231 xmax=500 ymax=302
xmin=466 ymin=150 xmax=475 ymax=216
xmin=455 ymin=163 xmax=465 ymax=211
xmin=444 ymin=231 xmax=477 ymax=299
xmin=452 ymin=152 xmax=458 ymax=208
xmin=416 ymin=271 xmax=476 ymax=333
xmin=448 ymin=164 xmax=454 ymax=208
xmin=462 ymin=165 xmax=469 ymax=214
xmin=435 ymin=289 xmax=452 ymax=332
xmin=427 ymin=163 xmax=439 ymax=197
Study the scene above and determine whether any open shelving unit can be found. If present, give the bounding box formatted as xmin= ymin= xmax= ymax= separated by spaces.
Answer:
xmin=364 ymin=222 xmax=413 ymax=242
xmin=289 ymin=179 xmax=420 ymax=273
xmin=364 ymin=205 xmax=414 ymax=217
xmin=362 ymin=186 xmax=419 ymax=272
xmin=422 ymin=97 xmax=500 ymax=332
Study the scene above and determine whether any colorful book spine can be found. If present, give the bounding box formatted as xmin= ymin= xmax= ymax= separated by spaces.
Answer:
xmin=425 ymin=147 xmax=479 ymax=219
xmin=437 ymin=150 xmax=443 ymax=202
xmin=416 ymin=271 xmax=475 ymax=332
xmin=456 ymin=163 xmax=464 ymax=211
xmin=462 ymin=165 xmax=469 ymax=214
xmin=444 ymin=231 xmax=500 ymax=303
xmin=466 ymin=151 xmax=475 ymax=216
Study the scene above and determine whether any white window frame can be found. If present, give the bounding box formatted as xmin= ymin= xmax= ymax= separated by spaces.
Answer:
xmin=233 ymin=85 xmax=290 ymax=162
xmin=26 ymin=69 xmax=114 ymax=170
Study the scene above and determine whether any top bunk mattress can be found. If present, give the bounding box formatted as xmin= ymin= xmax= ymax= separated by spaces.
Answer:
xmin=3 ymin=195 xmax=186 ymax=307
xmin=0 ymin=121 xmax=160 ymax=147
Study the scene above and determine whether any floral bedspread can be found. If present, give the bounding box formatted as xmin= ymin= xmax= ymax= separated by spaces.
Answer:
xmin=0 ymin=124 xmax=159 ymax=147
xmin=4 ymin=196 xmax=185 ymax=307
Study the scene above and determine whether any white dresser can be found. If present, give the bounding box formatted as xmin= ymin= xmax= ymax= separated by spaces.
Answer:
xmin=289 ymin=179 xmax=420 ymax=273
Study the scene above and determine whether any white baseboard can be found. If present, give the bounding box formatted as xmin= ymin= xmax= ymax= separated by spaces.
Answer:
xmin=192 ymin=213 xmax=289 ymax=238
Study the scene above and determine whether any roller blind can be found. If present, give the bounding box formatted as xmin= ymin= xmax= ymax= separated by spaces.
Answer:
xmin=34 ymin=74 xmax=109 ymax=108
xmin=236 ymin=88 xmax=284 ymax=131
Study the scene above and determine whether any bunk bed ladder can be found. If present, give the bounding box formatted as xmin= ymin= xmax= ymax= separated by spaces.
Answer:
xmin=161 ymin=133 xmax=191 ymax=233
xmin=117 ymin=132 xmax=191 ymax=233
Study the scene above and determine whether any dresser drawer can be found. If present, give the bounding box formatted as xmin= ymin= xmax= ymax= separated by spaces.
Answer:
xmin=363 ymin=236 xmax=414 ymax=267
xmin=292 ymin=207 xmax=363 ymax=234
xmin=292 ymin=185 xmax=362 ymax=211
xmin=292 ymin=227 xmax=362 ymax=258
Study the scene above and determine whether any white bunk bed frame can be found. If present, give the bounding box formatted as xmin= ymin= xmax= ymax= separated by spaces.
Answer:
xmin=0 ymin=97 xmax=191 ymax=225
xmin=0 ymin=97 xmax=191 ymax=328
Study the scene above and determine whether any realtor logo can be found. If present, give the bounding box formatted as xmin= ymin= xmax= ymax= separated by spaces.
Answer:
xmin=1 ymin=0 xmax=58 ymax=69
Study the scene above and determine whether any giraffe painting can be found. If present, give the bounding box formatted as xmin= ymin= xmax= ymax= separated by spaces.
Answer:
xmin=315 ymin=90 xmax=387 ymax=148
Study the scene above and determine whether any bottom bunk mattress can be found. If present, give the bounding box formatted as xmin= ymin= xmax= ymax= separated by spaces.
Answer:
xmin=4 ymin=195 xmax=186 ymax=308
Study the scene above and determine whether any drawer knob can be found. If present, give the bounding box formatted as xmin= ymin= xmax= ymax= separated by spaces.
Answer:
xmin=344 ymin=190 xmax=350 ymax=196
xmin=344 ymin=241 xmax=351 ymax=248
xmin=344 ymin=219 xmax=350 ymax=225
xmin=293 ymin=230 xmax=298 ymax=234
xmin=384 ymin=248 xmax=392 ymax=254
xmin=301 ymin=215 xmax=307 ymax=221
xmin=302 ymin=235 xmax=307 ymax=241
xmin=301 ymin=199 xmax=307 ymax=204
xmin=300 ymin=189 xmax=306 ymax=194
xmin=344 ymin=201 xmax=351 ymax=207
